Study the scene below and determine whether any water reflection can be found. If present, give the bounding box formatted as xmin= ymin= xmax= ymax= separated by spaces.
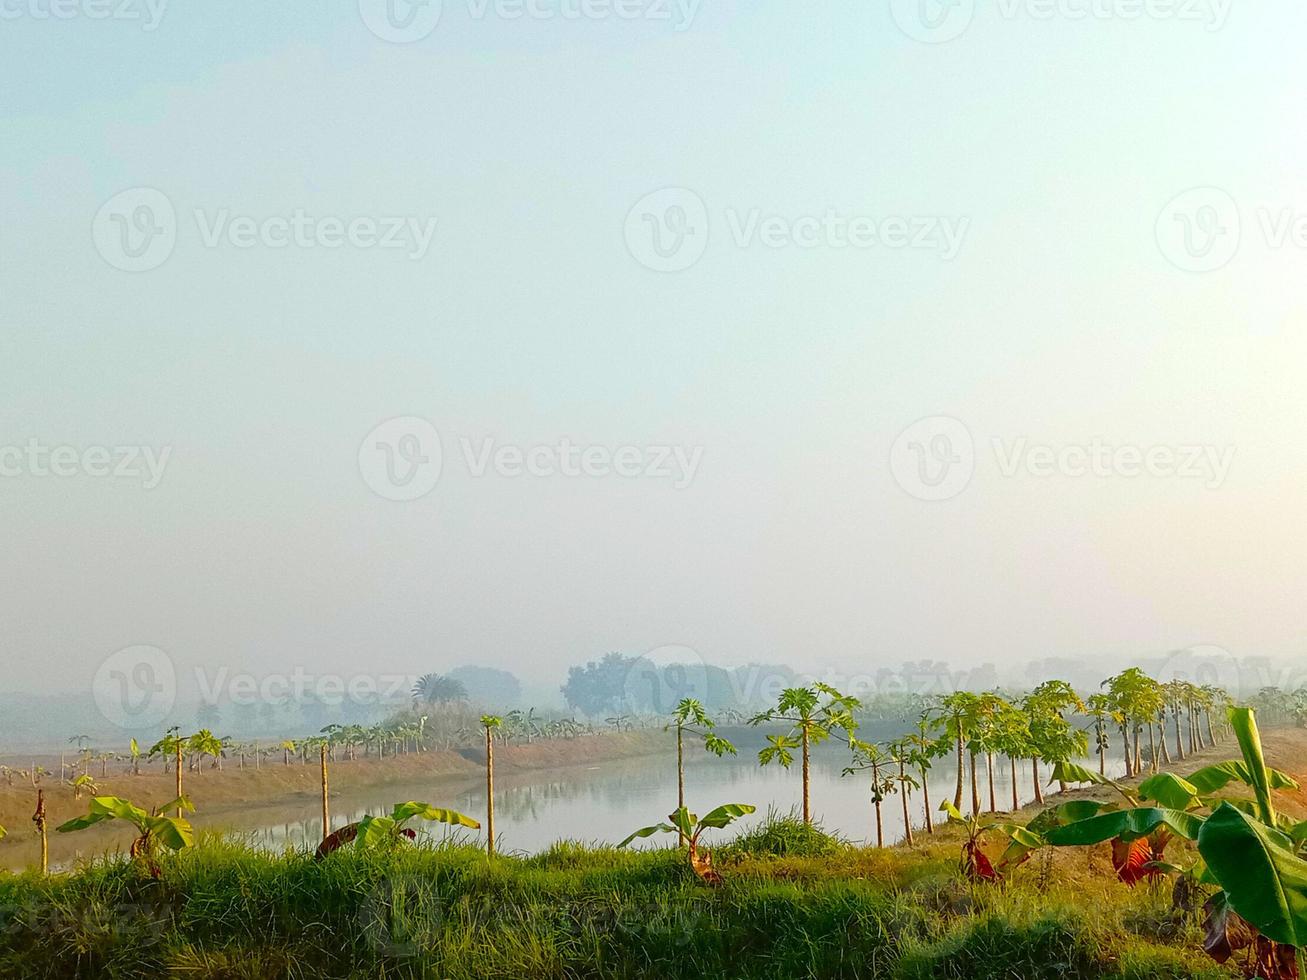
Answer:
xmin=212 ymin=748 xmax=1127 ymax=855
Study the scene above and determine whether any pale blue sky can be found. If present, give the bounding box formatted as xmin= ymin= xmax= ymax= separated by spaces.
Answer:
xmin=3 ymin=1 xmax=1306 ymax=699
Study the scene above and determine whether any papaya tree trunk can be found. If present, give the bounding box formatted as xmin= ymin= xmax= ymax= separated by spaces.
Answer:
xmin=485 ymin=726 xmax=496 ymax=857
xmin=953 ymin=728 xmax=965 ymax=810
xmin=1010 ymin=755 xmax=1019 ymax=811
xmin=1147 ymin=723 xmax=1157 ymax=772
xmin=320 ymin=743 xmax=330 ymax=843
xmin=801 ymin=723 xmax=811 ymax=825
xmin=969 ymin=751 xmax=980 ymax=817
xmin=986 ymin=752 xmax=996 ymax=813
xmin=175 ymin=743 xmax=183 ymax=818
xmin=1031 ymin=757 xmax=1043 ymax=805
xmin=899 ymin=757 xmax=913 ymax=845
xmin=1121 ymin=724 xmax=1133 ymax=777
xmin=1097 ymin=720 xmax=1106 ymax=775
xmin=676 ymin=724 xmax=686 ymax=846
xmin=920 ymin=765 xmax=933 ymax=834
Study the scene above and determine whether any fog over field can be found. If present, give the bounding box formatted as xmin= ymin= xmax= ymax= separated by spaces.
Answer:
xmin=4 ymin=2 xmax=1306 ymax=725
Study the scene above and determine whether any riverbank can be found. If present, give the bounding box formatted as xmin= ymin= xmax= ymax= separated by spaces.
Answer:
xmin=2 ymin=726 xmax=1303 ymax=977
xmin=0 ymin=730 xmax=669 ymax=870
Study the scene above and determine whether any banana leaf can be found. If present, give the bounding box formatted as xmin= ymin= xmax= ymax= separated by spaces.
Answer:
xmin=1197 ymin=802 xmax=1307 ymax=948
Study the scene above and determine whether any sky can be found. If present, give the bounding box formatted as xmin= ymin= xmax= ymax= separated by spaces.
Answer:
xmin=3 ymin=0 xmax=1306 ymax=712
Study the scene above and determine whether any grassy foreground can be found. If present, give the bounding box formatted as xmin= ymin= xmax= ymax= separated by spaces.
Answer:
xmin=0 ymin=814 xmax=1237 ymax=980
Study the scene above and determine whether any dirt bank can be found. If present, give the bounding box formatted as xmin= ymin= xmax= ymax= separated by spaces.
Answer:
xmin=0 ymin=730 xmax=668 ymax=870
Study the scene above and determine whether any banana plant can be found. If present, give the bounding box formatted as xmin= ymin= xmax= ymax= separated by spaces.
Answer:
xmin=619 ymin=803 xmax=756 ymax=885
xmin=668 ymin=698 xmax=736 ymax=839
xmin=316 ymin=801 xmax=480 ymax=858
xmin=937 ymin=800 xmax=1041 ymax=882
xmin=57 ymin=795 xmax=195 ymax=875
xmin=1046 ymin=707 xmax=1307 ymax=976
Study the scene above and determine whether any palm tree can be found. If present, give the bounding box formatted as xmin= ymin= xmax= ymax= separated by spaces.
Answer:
xmin=411 ymin=673 xmax=468 ymax=706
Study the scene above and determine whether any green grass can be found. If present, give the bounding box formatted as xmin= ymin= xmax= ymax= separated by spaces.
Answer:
xmin=0 ymin=827 xmax=1239 ymax=980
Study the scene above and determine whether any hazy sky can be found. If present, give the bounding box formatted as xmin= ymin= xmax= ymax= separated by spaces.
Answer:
xmin=3 ymin=1 xmax=1306 ymax=703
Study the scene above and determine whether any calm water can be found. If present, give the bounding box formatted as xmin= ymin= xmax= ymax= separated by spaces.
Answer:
xmin=213 ymin=744 xmax=1127 ymax=855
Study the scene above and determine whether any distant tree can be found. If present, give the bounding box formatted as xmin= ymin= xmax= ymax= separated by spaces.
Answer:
xmin=560 ymin=653 xmax=634 ymax=717
xmin=196 ymin=701 xmax=222 ymax=732
xmin=411 ymin=673 xmax=468 ymax=707
xmin=448 ymin=666 xmax=523 ymax=708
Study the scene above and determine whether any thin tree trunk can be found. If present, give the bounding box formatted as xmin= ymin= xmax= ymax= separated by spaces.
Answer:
xmin=801 ymin=724 xmax=811 ymax=825
xmin=1174 ymin=710 xmax=1184 ymax=760
xmin=986 ymin=753 xmax=996 ymax=813
xmin=1133 ymin=724 xmax=1142 ymax=773
xmin=969 ymin=751 xmax=981 ymax=817
xmin=1159 ymin=723 xmax=1171 ymax=765
xmin=34 ymin=790 xmax=47 ymax=876
xmin=953 ymin=729 xmax=965 ymax=810
xmin=1097 ymin=721 xmax=1106 ymax=775
xmin=921 ymin=766 xmax=933 ymax=834
xmin=175 ymin=743 xmax=183 ymax=818
xmin=1147 ymin=723 xmax=1157 ymax=772
xmin=900 ymin=757 xmax=913 ymax=845
xmin=1031 ymin=757 xmax=1044 ymax=805
xmin=1121 ymin=725 xmax=1133 ymax=778
xmin=1010 ymin=756 xmax=1019 ymax=811
xmin=320 ymin=743 xmax=330 ymax=843
xmin=485 ymin=727 xmax=496 ymax=857
xmin=1205 ymin=710 xmax=1216 ymax=747
xmin=676 ymin=724 xmax=686 ymax=845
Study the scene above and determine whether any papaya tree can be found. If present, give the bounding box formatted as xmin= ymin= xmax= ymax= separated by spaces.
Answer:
xmin=668 ymin=698 xmax=736 ymax=839
xmin=751 ymin=684 xmax=859 ymax=825
xmin=903 ymin=713 xmax=949 ymax=834
xmin=844 ymin=739 xmax=899 ymax=847
xmin=148 ymin=728 xmax=189 ymax=817
xmin=619 ymin=803 xmax=755 ymax=885
xmin=929 ymin=691 xmax=979 ymax=812
xmin=1024 ymin=680 xmax=1086 ymax=799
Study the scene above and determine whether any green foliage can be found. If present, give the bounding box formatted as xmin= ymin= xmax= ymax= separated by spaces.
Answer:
xmin=618 ymin=803 xmax=756 ymax=850
xmin=721 ymin=809 xmax=846 ymax=858
xmin=56 ymin=795 xmax=196 ymax=853
xmin=1197 ymin=802 xmax=1307 ymax=948
xmin=353 ymin=801 xmax=480 ymax=850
